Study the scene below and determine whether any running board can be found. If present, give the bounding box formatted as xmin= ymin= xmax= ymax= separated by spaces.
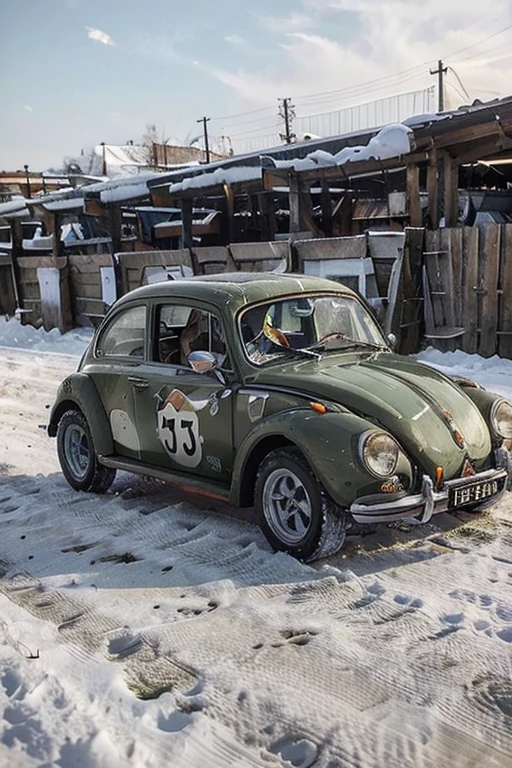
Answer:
xmin=98 ymin=455 xmax=231 ymax=503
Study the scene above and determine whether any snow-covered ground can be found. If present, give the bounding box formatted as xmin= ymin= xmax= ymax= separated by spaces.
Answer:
xmin=1 ymin=320 xmax=512 ymax=768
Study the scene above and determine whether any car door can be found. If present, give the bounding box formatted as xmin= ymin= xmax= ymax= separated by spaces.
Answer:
xmin=131 ymin=300 xmax=235 ymax=483
xmin=88 ymin=303 xmax=147 ymax=461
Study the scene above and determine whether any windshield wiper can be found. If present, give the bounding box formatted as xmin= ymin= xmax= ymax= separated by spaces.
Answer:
xmin=273 ymin=344 xmax=322 ymax=361
xmin=308 ymin=336 xmax=386 ymax=353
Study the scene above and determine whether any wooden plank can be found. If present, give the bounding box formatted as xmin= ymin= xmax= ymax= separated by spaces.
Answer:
xmin=450 ymin=228 xmax=464 ymax=328
xmin=461 ymin=226 xmax=479 ymax=354
xmin=398 ymin=227 xmax=424 ymax=355
xmin=423 ymin=230 xmax=445 ymax=336
xmin=69 ymin=269 xmax=103 ymax=286
xmin=68 ymin=252 xmax=113 ymax=269
xmin=406 ymin=164 xmax=422 ymax=227
xmin=478 ymin=223 xmax=501 ymax=358
xmin=70 ymin=280 xmax=103 ymax=300
xmin=498 ymin=223 xmax=512 ymax=359
xmin=17 ymin=256 xmax=67 ymax=270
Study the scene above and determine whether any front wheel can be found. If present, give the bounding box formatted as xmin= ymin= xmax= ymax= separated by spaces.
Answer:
xmin=57 ymin=410 xmax=116 ymax=493
xmin=254 ymin=447 xmax=349 ymax=562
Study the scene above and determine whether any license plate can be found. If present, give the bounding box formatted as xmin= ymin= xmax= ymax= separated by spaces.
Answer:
xmin=451 ymin=479 xmax=499 ymax=508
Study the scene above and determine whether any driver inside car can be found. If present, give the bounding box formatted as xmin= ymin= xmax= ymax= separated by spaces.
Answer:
xmin=180 ymin=310 xmax=227 ymax=366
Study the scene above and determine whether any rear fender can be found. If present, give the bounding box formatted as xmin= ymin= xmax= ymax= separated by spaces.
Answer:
xmin=48 ymin=374 xmax=114 ymax=456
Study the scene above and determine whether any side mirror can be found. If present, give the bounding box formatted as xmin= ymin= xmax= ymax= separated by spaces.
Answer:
xmin=187 ymin=350 xmax=217 ymax=374
xmin=387 ymin=333 xmax=397 ymax=349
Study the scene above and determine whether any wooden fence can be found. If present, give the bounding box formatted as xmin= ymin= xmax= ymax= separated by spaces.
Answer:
xmin=423 ymin=223 xmax=512 ymax=359
xmin=1 ymin=226 xmax=511 ymax=361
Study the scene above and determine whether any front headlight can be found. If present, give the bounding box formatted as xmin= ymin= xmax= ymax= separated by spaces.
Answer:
xmin=360 ymin=431 xmax=400 ymax=478
xmin=491 ymin=399 xmax=512 ymax=439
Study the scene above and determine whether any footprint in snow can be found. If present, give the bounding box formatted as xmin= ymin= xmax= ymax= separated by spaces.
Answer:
xmin=269 ymin=737 xmax=318 ymax=768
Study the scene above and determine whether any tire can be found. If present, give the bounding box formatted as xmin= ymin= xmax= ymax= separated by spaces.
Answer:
xmin=255 ymin=447 xmax=349 ymax=562
xmin=57 ymin=409 xmax=116 ymax=493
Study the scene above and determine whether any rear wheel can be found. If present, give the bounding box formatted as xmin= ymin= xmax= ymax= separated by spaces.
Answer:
xmin=57 ymin=410 xmax=116 ymax=493
xmin=255 ymin=447 xmax=349 ymax=562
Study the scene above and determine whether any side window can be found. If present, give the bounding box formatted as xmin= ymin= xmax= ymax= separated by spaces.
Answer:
xmin=156 ymin=304 xmax=227 ymax=366
xmin=96 ymin=305 xmax=146 ymax=358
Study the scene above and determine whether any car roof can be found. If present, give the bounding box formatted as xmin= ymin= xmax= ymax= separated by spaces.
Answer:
xmin=114 ymin=272 xmax=355 ymax=310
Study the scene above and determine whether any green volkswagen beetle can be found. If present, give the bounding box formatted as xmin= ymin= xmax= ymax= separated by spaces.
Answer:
xmin=48 ymin=274 xmax=512 ymax=561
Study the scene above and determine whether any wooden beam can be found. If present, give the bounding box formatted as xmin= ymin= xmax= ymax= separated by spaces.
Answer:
xmin=181 ymin=199 xmax=193 ymax=249
xmin=320 ymin=180 xmax=333 ymax=237
xmin=150 ymin=186 xmax=173 ymax=207
xmin=406 ymin=163 xmax=422 ymax=227
xmin=257 ymin=192 xmax=277 ymax=241
xmin=289 ymin=172 xmax=301 ymax=233
xmin=223 ymin=183 xmax=235 ymax=244
xmin=108 ymin=205 xmax=123 ymax=255
xmin=426 ymin=152 xmax=439 ymax=228
xmin=443 ymin=153 xmax=459 ymax=228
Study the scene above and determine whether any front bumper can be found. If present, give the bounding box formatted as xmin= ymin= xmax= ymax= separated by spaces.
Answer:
xmin=350 ymin=447 xmax=512 ymax=525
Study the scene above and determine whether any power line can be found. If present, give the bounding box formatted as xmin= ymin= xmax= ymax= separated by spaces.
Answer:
xmin=203 ymin=16 xmax=511 ymax=131
xmin=447 ymin=66 xmax=471 ymax=102
xmin=209 ymin=104 xmax=276 ymax=122
xmin=450 ymin=22 xmax=512 ymax=62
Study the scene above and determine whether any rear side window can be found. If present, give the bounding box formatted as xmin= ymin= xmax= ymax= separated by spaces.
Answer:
xmin=96 ymin=305 xmax=146 ymax=358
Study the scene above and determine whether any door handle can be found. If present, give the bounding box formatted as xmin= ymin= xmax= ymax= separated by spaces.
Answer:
xmin=128 ymin=376 xmax=149 ymax=390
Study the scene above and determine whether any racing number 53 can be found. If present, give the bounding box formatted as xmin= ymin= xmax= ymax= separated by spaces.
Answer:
xmin=162 ymin=416 xmax=196 ymax=457
xmin=158 ymin=407 xmax=203 ymax=468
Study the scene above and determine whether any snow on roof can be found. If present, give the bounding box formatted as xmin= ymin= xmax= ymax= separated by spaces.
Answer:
xmin=267 ymin=123 xmax=414 ymax=172
xmin=42 ymin=198 xmax=85 ymax=212
xmin=99 ymin=182 xmax=151 ymax=204
xmin=89 ymin=144 xmax=151 ymax=178
xmin=0 ymin=197 xmax=28 ymax=217
xmin=168 ymin=165 xmax=262 ymax=195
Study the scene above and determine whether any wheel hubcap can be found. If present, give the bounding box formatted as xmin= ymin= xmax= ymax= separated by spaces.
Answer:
xmin=262 ymin=468 xmax=313 ymax=545
xmin=64 ymin=425 xmax=90 ymax=481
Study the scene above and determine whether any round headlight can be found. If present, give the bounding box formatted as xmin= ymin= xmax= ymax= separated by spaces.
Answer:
xmin=491 ymin=399 xmax=512 ymax=439
xmin=360 ymin=431 xmax=400 ymax=478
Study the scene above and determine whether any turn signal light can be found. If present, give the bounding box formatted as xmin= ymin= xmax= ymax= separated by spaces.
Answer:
xmin=310 ymin=402 xmax=327 ymax=414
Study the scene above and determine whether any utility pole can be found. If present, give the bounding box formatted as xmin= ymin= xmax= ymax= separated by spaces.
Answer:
xmin=100 ymin=142 xmax=107 ymax=176
xmin=430 ymin=59 xmax=448 ymax=112
xmin=197 ymin=116 xmax=211 ymax=163
xmin=23 ymin=164 xmax=31 ymax=198
xmin=278 ymin=98 xmax=296 ymax=144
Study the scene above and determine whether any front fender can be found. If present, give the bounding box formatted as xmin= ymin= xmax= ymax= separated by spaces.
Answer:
xmin=457 ymin=384 xmax=507 ymax=445
xmin=48 ymin=373 xmax=114 ymax=456
xmin=229 ymin=408 xmax=413 ymax=508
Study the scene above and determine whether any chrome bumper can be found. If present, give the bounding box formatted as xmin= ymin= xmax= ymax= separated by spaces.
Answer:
xmin=350 ymin=449 xmax=511 ymax=525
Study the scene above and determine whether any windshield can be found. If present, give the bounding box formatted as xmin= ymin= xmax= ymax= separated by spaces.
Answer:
xmin=239 ymin=294 xmax=387 ymax=365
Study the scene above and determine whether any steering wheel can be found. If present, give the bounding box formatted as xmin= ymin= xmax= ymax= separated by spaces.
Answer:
xmin=162 ymin=348 xmax=181 ymax=364
xmin=317 ymin=332 xmax=349 ymax=344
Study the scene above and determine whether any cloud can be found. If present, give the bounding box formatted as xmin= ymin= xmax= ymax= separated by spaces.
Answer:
xmin=204 ymin=1 xmax=512 ymax=119
xmin=225 ymin=34 xmax=245 ymax=47
xmin=23 ymin=105 xmax=33 ymax=113
xmin=86 ymin=26 xmax=115 ymax=46
xmin=256 ymin=11 xmax=315 ymax=33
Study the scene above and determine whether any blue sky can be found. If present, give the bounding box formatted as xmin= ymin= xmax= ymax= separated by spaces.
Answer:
xmin=2 ymin=0 xmax=512 ymax=171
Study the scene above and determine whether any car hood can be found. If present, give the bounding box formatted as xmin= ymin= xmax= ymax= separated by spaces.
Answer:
xmin=250 ymin=351 xmax=491 ymax=478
